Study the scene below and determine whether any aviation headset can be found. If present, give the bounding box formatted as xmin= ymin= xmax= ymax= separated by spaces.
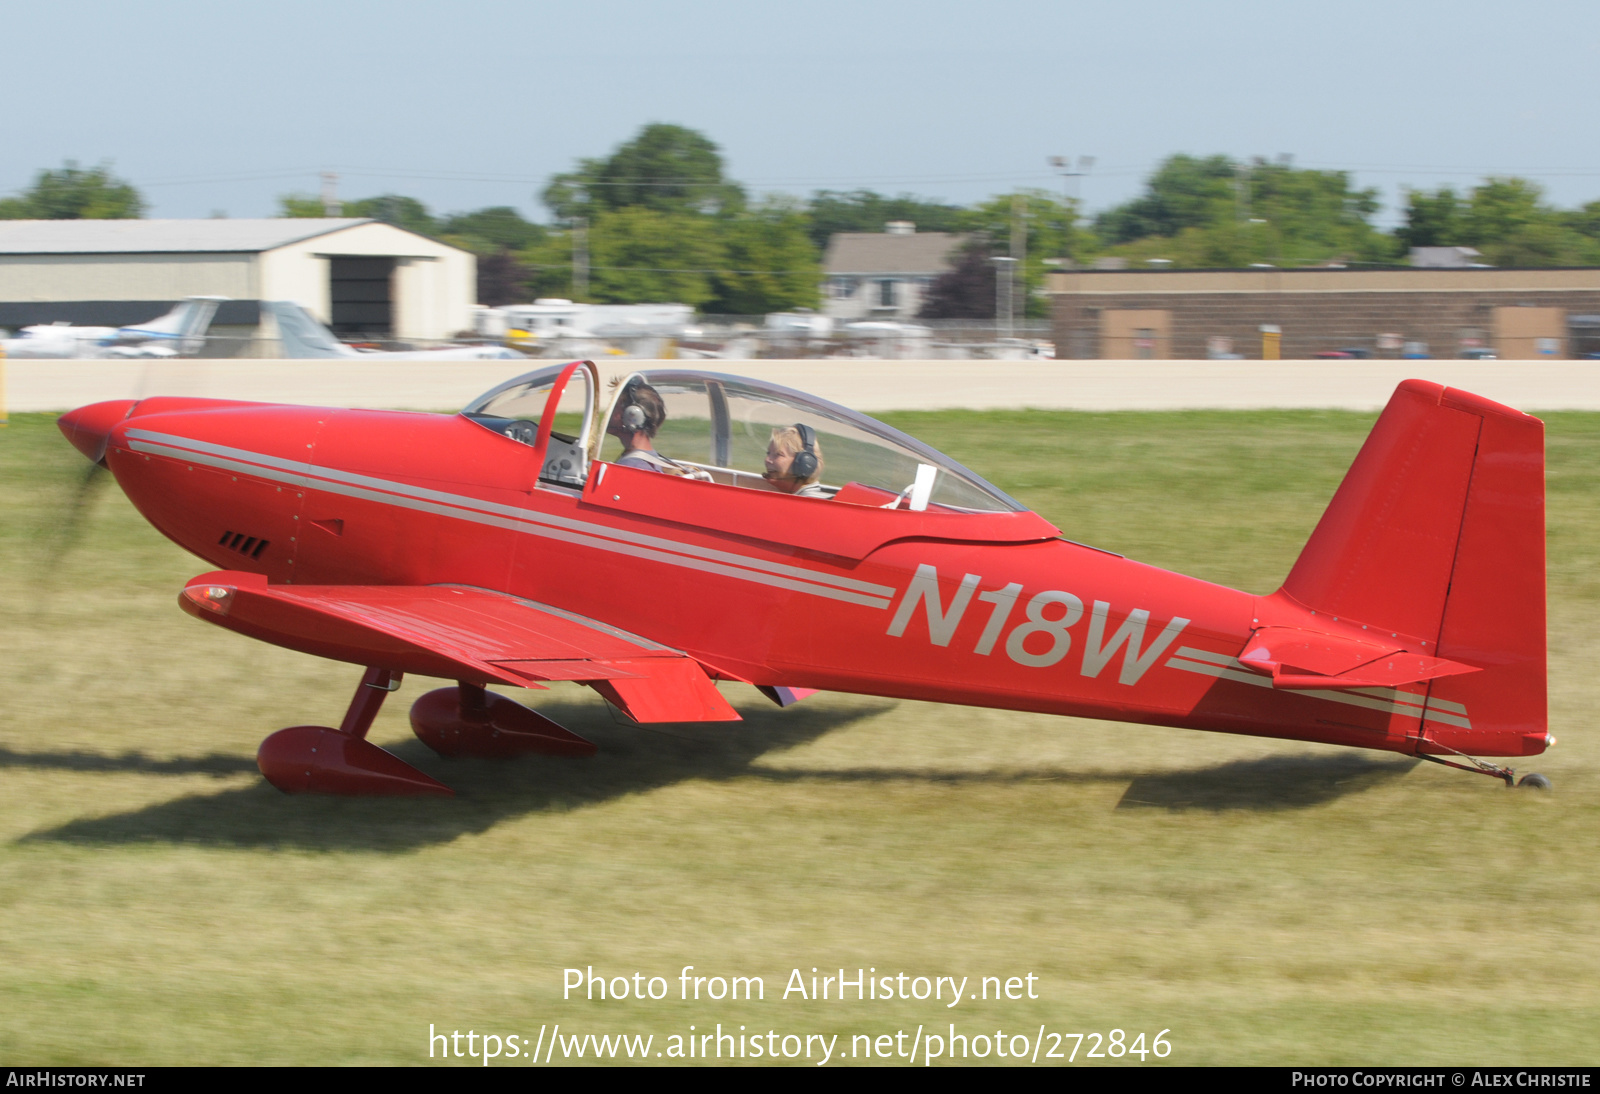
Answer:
xmin=619 ymin=381 xmax=648 ymax=434
xmin=790 ymin=423 xmax=819 ymax=480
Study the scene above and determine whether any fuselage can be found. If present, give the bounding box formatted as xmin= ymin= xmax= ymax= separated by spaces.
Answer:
xmin=88 ymin=397 xmax=1503 ymax=757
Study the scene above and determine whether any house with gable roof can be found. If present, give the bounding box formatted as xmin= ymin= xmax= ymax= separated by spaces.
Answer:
xmin=820 ymin=221 xmax=967 ymax=321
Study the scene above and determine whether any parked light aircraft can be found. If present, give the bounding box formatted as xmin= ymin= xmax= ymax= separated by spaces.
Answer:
xmin=265 ymin=301 xmax=524 ymax=361
xmin=2 ymin=296 xmax=226 ymax=359
xmin=55 ymin=363 xmax=1551 ymax=796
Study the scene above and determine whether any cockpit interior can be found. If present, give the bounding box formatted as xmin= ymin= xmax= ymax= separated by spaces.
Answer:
xmin=460 ymin=361 xmax=1025 ymax=514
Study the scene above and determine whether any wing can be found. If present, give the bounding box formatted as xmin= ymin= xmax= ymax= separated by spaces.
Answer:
xmin=179 ymin=571 xmax=739 ymax=723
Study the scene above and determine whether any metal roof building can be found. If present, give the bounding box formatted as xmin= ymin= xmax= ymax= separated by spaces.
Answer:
xmin=0 ymin=218 xmax=475 ymax=344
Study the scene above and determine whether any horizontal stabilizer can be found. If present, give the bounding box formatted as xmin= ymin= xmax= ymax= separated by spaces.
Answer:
xmin=1238 ymin=626 xmax=1479 ymax=690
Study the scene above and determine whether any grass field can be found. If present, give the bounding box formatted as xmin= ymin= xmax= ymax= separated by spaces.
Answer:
xmin=1 ymin=407 xmax=1596 ymax=1066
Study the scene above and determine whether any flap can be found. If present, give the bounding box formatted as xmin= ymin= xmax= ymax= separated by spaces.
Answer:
xmin=1238 ymin=626 xmax=1478 ymax=690
xmin=581 ymin=462 xmax=1059 ymax=561
xmin=178 ymin=571 xmax=742 ymax=721
xmin=590 ymin=661 xmax=741 ymax=723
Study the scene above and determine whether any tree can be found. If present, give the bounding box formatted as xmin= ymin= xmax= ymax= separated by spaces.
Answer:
xmin=1094 ymin=154 xmax=1237 ymax=244
xmin=277 ymin=192 xmax=439 ymax=237
xmin=963 ymin=190 xmax=1087 ymax=317
xmin=918 ymin=238 xmax=997 ymax=319
xmin=1396 ymin=178 xmax=1591 ymax=266
xmin=1396 ymin=186 xmax=1466 ymax=248
xmin=586 ymin=207 xmax=725 ymax=306
xmin=345 ymin=195 xmax=438 ymax=236
xmin=277 ymin=194 xmax=328 ymax=218
xmin=0 ymin=161 xmax=146 ymax=219
xmin=542 ymin=123 xmax=744 ymax=220
xmin=1093 ymin=155 xmax=1394 ymax=268
xmin=475 ymin=250 xmax=530 ymax=307
xmin=439 ymin=207 xmax=544 ymax=253
xmin=708 ymin=198 xmax=820 ymax=314
xmin=805 ymin=190 xmax=969 ymax=249
xmin=1457 ymin=178 xmax=1587 ymax=265
xmin=1241 ymin=161 xmax=1392 ymax=264
xmin=536 ymin=125 xmax=822 ymax=312
xmin=439 ymin=208 xmax=545 ymax=306
xmin=515 ymin=231 xmax=583 ymax=300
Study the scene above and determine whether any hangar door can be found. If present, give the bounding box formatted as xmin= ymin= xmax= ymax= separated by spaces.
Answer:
xmin=328 ymin=256 xmax=395 ymax=336
xmin=1492 ymin=306 xmax=1564 ymax=359
xmin=1100 ymin=309 xmax=1171 ymax=359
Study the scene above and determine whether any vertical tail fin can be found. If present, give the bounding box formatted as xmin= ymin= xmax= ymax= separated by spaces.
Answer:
xmin=1280 ymin=380 xmax=1547 ymax=756
xmin=264 ymin=301 xmax=360 ymax=359
xmin=111 ymin=295 xmax=226 ymax=353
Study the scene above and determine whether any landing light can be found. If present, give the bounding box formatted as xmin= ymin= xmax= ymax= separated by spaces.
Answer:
xmin=184 ymin=584 xmax=236 ymax=615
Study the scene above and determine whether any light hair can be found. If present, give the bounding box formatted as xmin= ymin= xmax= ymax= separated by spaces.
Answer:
xmin=769 ymin=425 xmax=822 ymax=484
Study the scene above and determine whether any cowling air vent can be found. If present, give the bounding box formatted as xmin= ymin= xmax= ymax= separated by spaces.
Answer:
xmin=218 ymin=530 xmax=271 ymax=560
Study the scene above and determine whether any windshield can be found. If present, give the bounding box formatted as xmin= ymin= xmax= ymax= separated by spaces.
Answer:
xmin=460 ymin=362 xmax=595 ymax=487
xmin=600 ymin=369 xmax=1026 ymax=513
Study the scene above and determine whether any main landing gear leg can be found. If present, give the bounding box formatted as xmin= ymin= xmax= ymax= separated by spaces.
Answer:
xmin=256 ymin=667 xmax=454 ymax=796
xmin=410 ymin=682 xmax=596 ymax=758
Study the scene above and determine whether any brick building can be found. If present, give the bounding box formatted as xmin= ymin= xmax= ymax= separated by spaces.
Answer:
xmin=1046 ymin=267 xmax=1600 ymax=359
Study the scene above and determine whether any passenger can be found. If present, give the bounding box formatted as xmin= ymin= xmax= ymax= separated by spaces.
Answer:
xmin=765 ymin=424 xmax=827 ymax=498
xmin=607 ymin=379 xmax=670 ymax=472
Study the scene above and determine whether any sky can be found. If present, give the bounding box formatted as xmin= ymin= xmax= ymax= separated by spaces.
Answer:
xmin=6 ymin=0 xmax=1600 ymax=227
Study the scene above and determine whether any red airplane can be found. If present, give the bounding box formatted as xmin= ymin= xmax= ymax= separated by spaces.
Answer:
xmin=55 ymin=361 xmax=1552 ymax=795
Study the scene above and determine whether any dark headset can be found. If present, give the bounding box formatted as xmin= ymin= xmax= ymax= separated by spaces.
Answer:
xmin=790 ymin=423 xmax=818 ymax=480
xmin=619 ymin=381 xmax=648 ymax=433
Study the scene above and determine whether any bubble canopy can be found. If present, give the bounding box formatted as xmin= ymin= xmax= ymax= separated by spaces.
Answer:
xmin=462 ymin=364 xmax=1028 ymax=514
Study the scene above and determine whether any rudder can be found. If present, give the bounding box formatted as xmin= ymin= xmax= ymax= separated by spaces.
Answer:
xmin=1280 ymin=380 xmax=1547 ymax=757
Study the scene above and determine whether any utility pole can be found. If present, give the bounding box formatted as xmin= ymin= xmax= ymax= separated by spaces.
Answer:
xmin=571 ymin=216 xmax=589 ymax=301
xmin=320 ymin=172 xmax=342 ymax=217
xmin=1011 ymin=193 xmax=1027 ymax=329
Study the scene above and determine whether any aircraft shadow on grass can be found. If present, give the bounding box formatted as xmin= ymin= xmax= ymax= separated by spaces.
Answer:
xmin=1114 ymin=752 xmax=1419 ymax=812
xmin=22 ymin=698 xmax=888 ymax=852
xmin=19 ymin=696 xmax=1420 ymax=851
xmin=759 ymin=750 xmax=1419 ymax=812
xmin=9 ymin=697 xmax=1414 ymax=850
xmin=0 ymin=746 xmax=255 ymax=777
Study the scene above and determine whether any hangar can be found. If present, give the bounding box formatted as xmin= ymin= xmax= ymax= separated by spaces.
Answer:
xmin=0 ymin=218 xmax=475 ymax=350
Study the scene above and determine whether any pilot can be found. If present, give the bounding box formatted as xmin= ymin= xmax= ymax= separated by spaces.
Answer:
xmin=764 ymin=424 xmax=827 ymax=497
xmin=607 ymin=379 xmax=670 ymax=472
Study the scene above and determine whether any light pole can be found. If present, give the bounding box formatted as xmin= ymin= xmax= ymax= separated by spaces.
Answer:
xmin=1048 ymin=156 xmax=1094 ymax=261
xmin=993 ymin=256 xmax=1017 ymax=339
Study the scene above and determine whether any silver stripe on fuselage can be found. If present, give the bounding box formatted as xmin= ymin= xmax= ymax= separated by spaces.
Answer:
xmin=124 ymin=429 xmax=895 ymax=610
xmin=1166 ymin=646 xmax=1473 ymax=729
xmin=125 ymin=429 xmax=896 ymax=598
